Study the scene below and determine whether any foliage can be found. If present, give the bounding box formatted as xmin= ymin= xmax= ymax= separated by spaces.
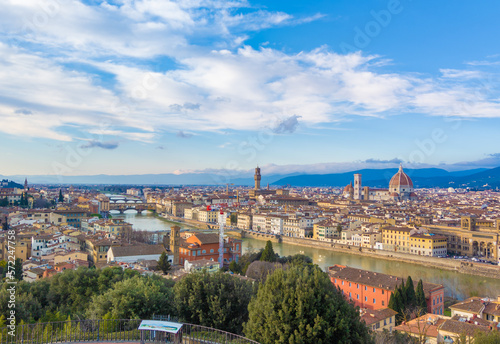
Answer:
xmin=260 ymin=241 xmax=277 ymax=262
xmin=405 ymin=276 xmax=417 ymax=310
xmin=0 ymin=198 xmax=8 ymax=207
xmin=0 ymin=267 xmax=141 ymax=323
xmin=238 ymin=250 xmax=263 ymax=275
xmin=58 ymin=190 xmax=64 ymax=203
xmin=1 ymin=217 xmax=7 ymax=231
xmin=228 ymin=260 xmax=241 ymax=274
xmin=277 ymin=254 xmax=313 ymax=266
xmin=415 ymin=279 xmax=427 ymax=314
xmin=244 ymin=265 xmax=371 ymax=344
xmin=157 ymin=252 xmax=171 ymax=274
xmin=86 ymin=275 xmax=174 ymax=320
xmin=14 ymin=258 xmax=23 ymax=281
xmin=174 ymin=271 xmax=256 ymax=335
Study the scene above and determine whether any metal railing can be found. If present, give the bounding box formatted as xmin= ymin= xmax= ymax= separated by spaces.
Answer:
xmin=0 ymin=319 xmax=259 ymax=344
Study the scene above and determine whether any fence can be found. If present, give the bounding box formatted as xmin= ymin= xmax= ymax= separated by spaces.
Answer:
xmin=0 ymin=319 xmax=260 ymax=344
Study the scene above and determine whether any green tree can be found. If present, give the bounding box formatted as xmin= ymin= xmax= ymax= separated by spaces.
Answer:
xmin=228 ymin=260 xmax=241 ymax=274
xmin=157 ymin=252 xmax=171 ymax=274
xmin=2 ymin=217 xmax=7 ymax=231
xmin=174 ymin=271 xmax=256 ymax=334
xmin=244 ymin=265 xmax=371 ymax=344
xmin=58 ymin=190 xmax=64 ymax=203
xmin=336 ymin=224 xmax=343 ymax=236
xmin=14 ymin=258 xmax=23 ymax=281
xmin=415 ymin=279 xmax=427 ymax=315
xmin=389 ymin=288 xmax=405 ymax=324
xmin=0 ymin=198 xmax=8 ymax=207
xmin=260 ymin=240 xmax=276 ymax=262
xmin=405 ymin=276 xmax=417 ymax=310
xmin=86 ymin=275 xmax=174 ymax=320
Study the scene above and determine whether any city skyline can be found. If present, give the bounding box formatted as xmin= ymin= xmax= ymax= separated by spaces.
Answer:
xmin=1 ymin=0 xmax=500 ymax=176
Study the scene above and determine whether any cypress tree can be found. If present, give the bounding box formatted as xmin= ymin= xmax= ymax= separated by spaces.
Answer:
xmin=260 ymin=241 xmax=277 ymax=262
xmin=398 ymin=283 xmax=407 ymax=307
xmin=58 ymin=189 xmax=64 ymax=203
xmin=416 ymin=279 xmax=427 ymax=315
xmin=405 ymin=276 xmax=417 ymax=309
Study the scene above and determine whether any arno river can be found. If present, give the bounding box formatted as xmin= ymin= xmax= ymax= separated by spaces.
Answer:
xmin=113 ymin=211 xmax=500 ymax=300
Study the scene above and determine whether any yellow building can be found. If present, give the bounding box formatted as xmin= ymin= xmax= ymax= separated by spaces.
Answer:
xmin=0 ymin=234 xmax=32 ymax=262
xmin=54 ymin=251 xmax=88 ymax=264
xmin=382 ymin=226 xmax=412 ymax=253
xmin=313 ymin=219 xmax=340 ymax=240
xmin=409 ymin=233 xmax=447 ymax=257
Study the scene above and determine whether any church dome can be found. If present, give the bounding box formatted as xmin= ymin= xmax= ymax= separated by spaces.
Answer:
xmin=389 ymin=164 xmax=413 ymax=189
xmin=344 ymin=183 xmax=353 ymax=192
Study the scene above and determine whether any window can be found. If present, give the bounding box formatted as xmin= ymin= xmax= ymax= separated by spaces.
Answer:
xmin=365 ymin=296 xmax=367 ymax=302
xmin=349 ymin=292 xmax=351 ymax=298
xmin=373 ymin=288 xmax=376 ymax=292
xmin=210 ymin=249 xmax=214 ymax=253
xmin=384 ymin=319 xmax=387 ymax=326
xmin=382 ymin=301 xmax=385 ymax=306
xmin=349 ymin=282 xmax=351 ymax=287
xmin=390 ymin=318 xmax=392 ymax=324
xmin=357 ymin=284 xmax=359 ymax=289
xmin=373 ymin=298 xmax=376 ymax=304
xmin=202 ymin=250 xmax=206 ymax=254
xmin=365 ymin=286 xmax=367 ymax=291
xmin=342 ymin=281 xmax=344 ymax=285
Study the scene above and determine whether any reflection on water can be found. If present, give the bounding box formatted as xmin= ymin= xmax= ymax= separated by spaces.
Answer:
xmin=111 ymin=210 xmax=198 ymax=232
xmin=110 ymin=211 xmax=500 ymax=300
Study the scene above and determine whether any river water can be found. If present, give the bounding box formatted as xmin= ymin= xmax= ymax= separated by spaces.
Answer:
xmin=112 ymin=210 xmax=500 ymax=300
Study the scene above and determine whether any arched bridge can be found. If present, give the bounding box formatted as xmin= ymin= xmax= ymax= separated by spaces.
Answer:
xmin=108 ymin=203 xmax=156 ymax=214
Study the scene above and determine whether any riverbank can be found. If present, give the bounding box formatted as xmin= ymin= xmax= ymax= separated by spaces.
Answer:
xmin=241 ymin=231 xmax=500 ymax=280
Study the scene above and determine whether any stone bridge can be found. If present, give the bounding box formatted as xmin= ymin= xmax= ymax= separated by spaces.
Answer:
xmin=108 ymin=202 xmax=156 ymax=214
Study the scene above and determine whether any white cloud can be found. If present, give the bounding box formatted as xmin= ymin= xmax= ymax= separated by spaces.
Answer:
xmin=0 ymin=0 xmax=500 ymax=146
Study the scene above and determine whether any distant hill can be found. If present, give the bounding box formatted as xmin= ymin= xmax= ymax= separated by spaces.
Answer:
xmin=271 ymin=167 xmax=499 ymax=188
xmin=0 ymin=179 xmax=23 ymax=189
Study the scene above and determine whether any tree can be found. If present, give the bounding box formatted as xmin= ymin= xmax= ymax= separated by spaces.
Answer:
xmin=58 ymin=189 xmax=64 ymax=203
xmin=86 ymin=275 xmax=174 ymax=320
xmin=244 ymin=265 xmax=371 ymax=344
xmin=2 ymin=216 xmax=8 ymax=231
xmin=0 ymin=198 xmax=8 ymax=207
xmin=389 ymin=288 xmax=405 ymax=324
xmin=260 ymin=240 xmax=277 ymax=262
xmin=14 ymin=258 xmax=23 ymax=281
xmin=336 ymin=224 xmax=343 ymax=236
xmin=405 ymin=276 xmax=417 ymax=310
xmin=157 ymin=252 xmax=171 ymax=274
xmin=415 ymin=279 xmax=427 ymax=315
xmin=174 ymin=271 xmax=256 ymax=334
xmin=228 ymin=260 xmax=241 ymax=274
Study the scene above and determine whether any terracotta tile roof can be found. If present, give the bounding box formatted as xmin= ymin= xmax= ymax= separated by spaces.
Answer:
xmin=110 ymin=245 xmax=165 ymax=257
xmin=450 ymin=298 xmax=485 ymax=315
xmin=328 ymin=265 xmax=443 ymax=296
xmin=360 ymin=308 xmax=397 ymax=326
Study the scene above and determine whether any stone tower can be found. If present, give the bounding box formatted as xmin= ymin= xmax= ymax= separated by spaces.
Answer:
xmin=170 ymin=225 xmax=180 ymax=265
xmin=354 ymin=174 xmax=362 ymax=200
xmin=254 ymin=166 xmax=261 ymax=190
xmin=24 ymin=178 xmax=28 ymax=191
xmin=461 ymin=216 xmax=476 ymax=231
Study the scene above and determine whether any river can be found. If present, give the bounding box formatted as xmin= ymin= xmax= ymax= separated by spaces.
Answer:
xmin=112 ymin=210 xmax=500 ymax=300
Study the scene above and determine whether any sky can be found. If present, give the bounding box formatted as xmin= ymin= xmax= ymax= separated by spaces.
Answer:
xmin=1 ymin=0 xmax=500 ymax=177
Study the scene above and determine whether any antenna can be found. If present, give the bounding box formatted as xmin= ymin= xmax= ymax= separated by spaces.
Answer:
xmin=219 ymin=209 xmax=227 ymax=269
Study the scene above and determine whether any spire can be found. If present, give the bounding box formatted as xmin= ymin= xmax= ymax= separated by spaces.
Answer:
xmin=399 ymin=163 xmax=403 ymax=172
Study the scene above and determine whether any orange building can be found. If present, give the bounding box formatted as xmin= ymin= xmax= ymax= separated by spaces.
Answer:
xmin=328 ymin=265 xmax=445 ymax=315
xmin=178 ymin=233 xmax=242 ymax=266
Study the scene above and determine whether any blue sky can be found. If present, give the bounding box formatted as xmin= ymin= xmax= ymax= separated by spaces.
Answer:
xmin=1 ymin=0 xmax=500 ymax=177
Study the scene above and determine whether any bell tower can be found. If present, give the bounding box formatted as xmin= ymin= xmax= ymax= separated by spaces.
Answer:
xmin=254 ymin=166 xmax=261 ymax=190
xmin=170 ymin=226 xmax=180 ymax=265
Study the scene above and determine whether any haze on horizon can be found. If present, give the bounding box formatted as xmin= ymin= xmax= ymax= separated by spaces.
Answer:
xmin=1 ymin=0 xmax=500 ymax=176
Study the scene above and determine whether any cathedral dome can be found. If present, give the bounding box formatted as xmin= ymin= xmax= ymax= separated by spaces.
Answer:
xmin=344 ymin=183 xmax=353 ymax=192
xmin=389 ymin=164 xmax=413 ymax=189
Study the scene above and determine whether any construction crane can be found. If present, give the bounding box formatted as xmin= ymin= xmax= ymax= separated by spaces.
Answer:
xmin=218 ymin=209 xmax=227 ymax=269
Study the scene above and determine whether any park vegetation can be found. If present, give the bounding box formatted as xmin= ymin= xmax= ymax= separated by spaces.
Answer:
xmin=0 ymin=241 xmax=488 ymax=344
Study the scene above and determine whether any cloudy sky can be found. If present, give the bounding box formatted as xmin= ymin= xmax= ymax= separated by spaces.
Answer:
xmin=1 ymin=0 xmax=500 ymax=177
